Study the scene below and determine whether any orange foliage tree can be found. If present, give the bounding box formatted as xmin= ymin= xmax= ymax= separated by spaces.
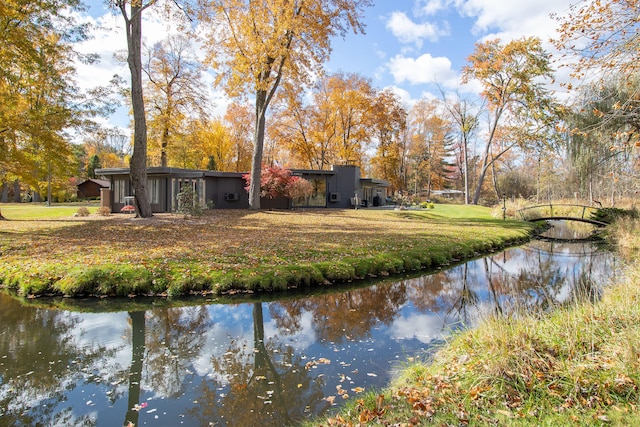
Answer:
xmin=462 ymin=37 xmax=557 ymax=204
xmin=200 ymin=0 xmax=371 ymax=209
xmin=369 ymin=89 xmax=408 ymax=193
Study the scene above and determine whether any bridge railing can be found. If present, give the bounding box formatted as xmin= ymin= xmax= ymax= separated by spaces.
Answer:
xmin=516 ymin=203 xmax=600 ymax=222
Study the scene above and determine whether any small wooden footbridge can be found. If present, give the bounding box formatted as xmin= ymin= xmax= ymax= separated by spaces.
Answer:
xmin=516 ymin=203 xmax=608 ymax=227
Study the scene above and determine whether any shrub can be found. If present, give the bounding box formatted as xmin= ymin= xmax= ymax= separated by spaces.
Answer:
xmin=76 ymin=207 xmax=90 ymax=217
xmin=176 ymin=185 xmax=204 ymax=217
xmin=97 ymin=206 xmax=111 ymax=216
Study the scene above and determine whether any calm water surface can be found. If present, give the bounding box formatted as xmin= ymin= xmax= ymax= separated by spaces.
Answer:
xmin=0 ymin=224 xmax=618 ymax=426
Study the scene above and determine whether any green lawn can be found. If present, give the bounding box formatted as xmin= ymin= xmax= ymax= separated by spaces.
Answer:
xmin=0 ymin=203 xmax=533 ymax=297
xmin=0 ymin=202 xmax=100 ymax=220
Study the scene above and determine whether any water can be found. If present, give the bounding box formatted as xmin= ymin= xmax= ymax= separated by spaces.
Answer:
xmin=0 ymin=222 xmax=618 ymax=427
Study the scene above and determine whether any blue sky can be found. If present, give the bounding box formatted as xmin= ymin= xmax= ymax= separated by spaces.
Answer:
xmin=77 ymin=0 xmax=577 ymax=129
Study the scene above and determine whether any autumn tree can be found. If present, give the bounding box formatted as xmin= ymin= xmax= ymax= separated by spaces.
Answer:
xmin=271 ymin=72 xmax=376 ymax=170
xmin=270 ymin=83 xmax=327 ymax=170
xmin=329 ymin=72 xmax=376 ymax=165
xmin=407 ymin=99 xmax=455 ymax=198
xmin=224 ymin=102 xmax=254 ymax=172
xmin=110 ymin=0 xmax=156 ymax=216
xmin=553 ymin=1 xmax=640 ymax=198
xmin=243 ymin=165 xmax=313 ymax=204
xmin=192 ymin=118 xmax=235 ymax=171
xmin=201 ymin=0 xmax=372 ymax=209
xmin=0 ymin=0 xmax=99 ymax=215
xmin=440 ymin=90 xmax=481 ymax=204
xmin=144 ymin=34 xmax=209 ymax=168
xmin=552 ymin=0 xmax=640 ymax=86
xmin=83 ymin=127 xmax=130 ymax=171
xmin=370 ymin=89 xmax=408 ymax=192
xmin=461 ymin=37 xmax=557 ymax=204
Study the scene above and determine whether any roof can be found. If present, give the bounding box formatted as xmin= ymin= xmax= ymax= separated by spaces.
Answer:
xmin=360 ymin=178 xmax=391 ymax=187
xmin=77 ymin=179 xmax=110 ymax=188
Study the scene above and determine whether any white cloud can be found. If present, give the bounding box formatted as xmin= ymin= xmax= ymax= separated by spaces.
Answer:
xmin=457 ymin=0 xmax=573 ymax=42
xmin=416 ymin=0 xmax=451 ymax=16
xmin=386 ymin=11 xmax=449 ymax=46
xmin=387 ymin=53 xmax=457 ymax=87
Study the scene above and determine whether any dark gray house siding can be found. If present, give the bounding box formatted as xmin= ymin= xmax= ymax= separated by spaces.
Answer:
xmin=95 ymin=165 xmax=389 ymax=213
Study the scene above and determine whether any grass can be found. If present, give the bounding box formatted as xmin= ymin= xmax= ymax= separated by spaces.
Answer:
xmin=305 ymin=217 xmax=640 ymax=427
xmin=0 ymin=202 xmax=533 ymax=297
xmin=0 ymin=201 xmax=100 ymax=219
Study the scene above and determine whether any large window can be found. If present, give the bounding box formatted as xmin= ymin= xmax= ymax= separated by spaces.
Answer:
xmin=293 ymin=178 xmax=326 ymax=207
xmin=148 ymin=178 xmax=161 ymax=204
xmin=113 ymin=179 xmax=126 ymax=203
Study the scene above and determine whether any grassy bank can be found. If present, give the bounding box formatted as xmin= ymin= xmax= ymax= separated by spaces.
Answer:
xmin=0 ymin=203 xmax=533 ymax=297
xmin=308 ymin=219 xmax=640 ymax=426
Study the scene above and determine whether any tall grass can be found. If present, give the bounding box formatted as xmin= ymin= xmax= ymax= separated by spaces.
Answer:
xmin=309 ymin=215 xmax=640 ymax=426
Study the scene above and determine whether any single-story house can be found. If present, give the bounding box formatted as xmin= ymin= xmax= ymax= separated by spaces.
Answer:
xmin=76 ymin=178 xmax=110 ymax=199
xmin=94 ymin=165 xmax=390 ymax=213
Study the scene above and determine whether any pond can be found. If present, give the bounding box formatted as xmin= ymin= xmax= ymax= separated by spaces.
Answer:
xmin=0 ymin=222 xmax=619 ymax=427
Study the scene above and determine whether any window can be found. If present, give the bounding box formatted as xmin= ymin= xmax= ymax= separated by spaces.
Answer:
xmin=148 ymin=178 xmax=161 ymax=204
xmin=113 ymin=179 xmax=126 ymax=203
xmin=293 ymin=178 xmax=326 ymax=207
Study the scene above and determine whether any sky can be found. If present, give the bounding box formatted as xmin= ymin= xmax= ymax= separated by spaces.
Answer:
xmin=77 ymin=0 xmax=578 ymax=130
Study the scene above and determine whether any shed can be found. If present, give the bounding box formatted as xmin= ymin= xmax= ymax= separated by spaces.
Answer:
xmin=76 ymin=179 xmax=110 ymax=199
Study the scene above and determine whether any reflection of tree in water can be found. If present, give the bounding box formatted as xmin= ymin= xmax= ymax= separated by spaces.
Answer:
xmin=0 ymin=294 xmax=119 ymax=426
xmin=273 ymin=282 xmax=408 ymax=343
xmin=403 ymin=242 xmax=611 ymax=325
xmin=145 ymin=306 xmax=210 ymax=396
xmin=190 ymin=303 xmax=325 ymax=427
xmin=123 ymin=311 xmax=145 ymax=427
xmin=122 ymin=306 xmax=211 ymax=426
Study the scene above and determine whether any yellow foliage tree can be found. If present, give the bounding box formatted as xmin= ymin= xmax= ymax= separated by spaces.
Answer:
xmin=407 ymin=99 xmax=454 ymax=198
xmin=224 ymin=102 xmax=254 ymax=172
xmin=144 ymin=34 xmax=209 ymax=168
xmin=200 ymin=0 xmax=371 ymax=209
xmin=462 ymin=37 xmax=557 ymax=204
xmin=370 ymin=89 xmax=408 ymax=193
xmin=1 ymin=0 xmax=92 ymax=213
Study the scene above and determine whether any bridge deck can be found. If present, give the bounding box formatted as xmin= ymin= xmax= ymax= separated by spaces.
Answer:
xmin=516 ymin=204 xmax=607 ymax=227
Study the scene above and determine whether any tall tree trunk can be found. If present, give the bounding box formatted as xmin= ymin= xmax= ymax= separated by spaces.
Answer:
xmin=122 ymin=2 xmax=152 ymax=218
xmin=161 ymin=126 xmax=169 ymax=168
xmin=249 ymin=90 xmax=268 ymax=210
xmin=13 ymin=179 xmax=20 ymax=202
xmin=463 ymin=136 xmax=470 ymax=205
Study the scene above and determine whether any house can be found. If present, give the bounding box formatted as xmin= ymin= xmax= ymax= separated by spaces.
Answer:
xmin=76 ymin=178 xmax=110 ymax=199
xmin=94 ymin=165 xmax=390 ymax=213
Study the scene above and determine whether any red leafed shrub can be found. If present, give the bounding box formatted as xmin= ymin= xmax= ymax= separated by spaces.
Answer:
xmin=243 ymin=166 xmax=314 ymax=200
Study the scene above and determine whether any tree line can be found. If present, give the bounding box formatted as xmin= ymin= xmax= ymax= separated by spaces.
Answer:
xmin=1 ymin=0 xmax=639 ymax=218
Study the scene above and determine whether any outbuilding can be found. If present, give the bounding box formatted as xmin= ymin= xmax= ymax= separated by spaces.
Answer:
xmin=76 ymin=178 xmax=110 ymax=200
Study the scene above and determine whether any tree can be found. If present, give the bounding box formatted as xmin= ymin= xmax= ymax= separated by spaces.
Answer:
xmin=224 ymin=102 xmax=254 ymax=172
xmin=0 ymin=0 xmax=97 ymax=216
xmin=407 ymin=99 xmax=455 ymax=198
xmin=201 ymin=0 xmax=372 ymax=209
xmin=271 ymin=72 xmax=376 ymax=171
xmin=326 ymin=72 xmax=375 ymax=165
xmin=440 ymin=90 xmax=481 ymax=204
xmin=552 ymin=0 xmax=640 ymax=83
xmin=552 ymin=0 xmax=640 ymax=191
xmin=242 ymin=165 xmax=313 ymax=206
xmin=370 ymin=89 xmax=408 ymax=193
xmin=144 ymin=34 xmax=209 ymax=168
xmin=461 ymin=37 xmax=557 ymax=204
xmin=111 ymin=0 xmax=158 ymax=217
xmin=87 ymin=155 xmax=102 ymax=178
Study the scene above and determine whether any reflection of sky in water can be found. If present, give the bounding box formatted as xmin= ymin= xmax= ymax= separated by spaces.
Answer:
xmin=0 ymin=237 xmax=619 ymax=427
